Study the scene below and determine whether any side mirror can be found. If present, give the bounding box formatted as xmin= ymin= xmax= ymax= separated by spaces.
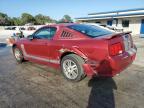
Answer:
xmin=27 ymin=35 xmax=33 ymax=40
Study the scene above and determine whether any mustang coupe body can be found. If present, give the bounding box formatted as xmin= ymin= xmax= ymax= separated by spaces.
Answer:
xmin=12 ymin=23 xmax=137 ymax=81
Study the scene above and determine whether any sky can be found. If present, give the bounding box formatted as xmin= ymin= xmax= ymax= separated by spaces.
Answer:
xmin=0 ymin=0 xmax=144 ymax=20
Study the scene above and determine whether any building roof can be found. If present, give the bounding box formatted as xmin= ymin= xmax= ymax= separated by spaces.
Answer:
xmin=76 ymin=8 xmax=144 ymax=20
xmin=76 ymin=12 xmax=144 ymax=20
xmin=88 ymin=8 xmax=144 ymax=15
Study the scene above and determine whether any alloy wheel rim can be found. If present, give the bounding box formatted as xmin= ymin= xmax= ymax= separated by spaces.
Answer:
xmin=63 ymin=59 xmax=78 ymax=79
xmin=14 ymin=49 xmax=21 ymax=60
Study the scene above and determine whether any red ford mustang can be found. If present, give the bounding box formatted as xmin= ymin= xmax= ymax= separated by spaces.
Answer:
xmin=12 ymin=23 xmax=137 ymax=81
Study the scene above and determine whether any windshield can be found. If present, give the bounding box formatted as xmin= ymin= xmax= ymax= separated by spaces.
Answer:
xmin=68 ymin=24 xmax=113 ymax=38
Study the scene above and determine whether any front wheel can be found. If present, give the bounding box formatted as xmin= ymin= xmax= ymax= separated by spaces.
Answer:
xmin=13 ymin=47 xmax=24 ymax=63
xmin=61 ymin=54 xmax=86 ymax=82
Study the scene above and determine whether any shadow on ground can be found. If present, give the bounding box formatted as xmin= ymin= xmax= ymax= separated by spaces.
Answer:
xmin=87 ymin=77 xmax=117 ymax=108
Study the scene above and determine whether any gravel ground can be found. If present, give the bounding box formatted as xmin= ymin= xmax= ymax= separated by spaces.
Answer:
xmin=0 ymin=36 xmax=144 ymax=108
xmin=133 ymin=36 xmax=144 ymax=67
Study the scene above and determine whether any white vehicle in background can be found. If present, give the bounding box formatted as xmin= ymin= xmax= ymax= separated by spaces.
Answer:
xmin=85 ymin=23 xmax=115 ymax=32
xmin=5 ymin=26 xmax=16 ymax=30
xmin=19 ymin=27 xmax=26 ymax=30
xmin=102 ymin=25 xmax=123 ymax=33
xmin=85 ymin=23 xmax=124 ymax=33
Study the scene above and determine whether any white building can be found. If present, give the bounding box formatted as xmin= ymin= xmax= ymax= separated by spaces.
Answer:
xmin=76 ymin=8 xmax=144 ymax=35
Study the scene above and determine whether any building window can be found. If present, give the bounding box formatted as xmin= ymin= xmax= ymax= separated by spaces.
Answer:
xmin=122 ymin=20 xmax=129 ymax=27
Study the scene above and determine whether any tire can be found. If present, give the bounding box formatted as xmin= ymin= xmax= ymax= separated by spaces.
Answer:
xmin=61 ymin=54 xmax=86 ymax=82
xmin=13 ymin=47 xmax=24 ymax=63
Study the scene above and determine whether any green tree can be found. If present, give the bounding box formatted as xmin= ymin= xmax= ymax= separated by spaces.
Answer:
xmin=0 ymin=12 xmax=10 ymax=25
xmin=44 ymin=16 xmax=54 ymax=23
xmin=12 ymin=17 xmax=22 ymax=26
xmin=35 ymin=14 xmax=55 ymax=25
xmin=0 ymin=12 xmax=57 ymax=26
xmin=21 ymin=13 xmax=35 ymax=25
xmin=57 ymin=15 xmax=73 ymax=23
xmin=63 ymin=15 xmax=73 ymax=22
xmin=35 ymin=14 xmax=45 ymax=24
xmin=8 ymin=18 xmax=14 ymax=25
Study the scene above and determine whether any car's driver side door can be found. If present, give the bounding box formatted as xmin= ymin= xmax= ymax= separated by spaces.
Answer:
xmin=24 ymin=27 xmax=52 ymax=59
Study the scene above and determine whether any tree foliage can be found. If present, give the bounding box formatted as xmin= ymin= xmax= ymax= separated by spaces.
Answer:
xmin=12 ymin=17 xmax=22 ymax=26
xmin=21 ymin=13 xmax=35 ymax=24
xmin=35 ymin=14 xmax=54 ymax=25
xmin=0 ymin=12 xmax=10 ymax=25
xmin=58 ymin=15 xmax=73 ymax=23
xmin=0 ymin=12 xmax=73 ymax=26
xmin=63 ymin=15 xmax=73 ymax=22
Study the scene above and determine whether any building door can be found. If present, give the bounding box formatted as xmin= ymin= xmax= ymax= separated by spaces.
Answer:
xmin=140 ymin=19 xmax=144 ymax=34
xmin=107 ymin=20 xmax=113 ymax=26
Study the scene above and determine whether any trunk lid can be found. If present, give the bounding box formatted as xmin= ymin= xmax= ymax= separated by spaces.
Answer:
xmin=96 ymin=31 xmax=132 ymax=40
xmin=98 ymin=31 xmax=133 ymax=56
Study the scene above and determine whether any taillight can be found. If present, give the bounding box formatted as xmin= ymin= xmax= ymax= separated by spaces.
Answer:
xmin=109 ymin=43 xmax=123 ymax=56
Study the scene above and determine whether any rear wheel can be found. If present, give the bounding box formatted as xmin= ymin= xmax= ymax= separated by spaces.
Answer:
xmin=13 ymin=47 xmax=24 ymax=63
xmin=61 ymin=54 xmax=86 ymax=82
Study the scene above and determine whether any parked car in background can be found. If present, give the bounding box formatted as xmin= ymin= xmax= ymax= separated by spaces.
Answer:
xmin=5 ymin=27 xmax=16 ymax=30
xmin=19 ymin=27 xmax=26 ymax=30
xmin=27 ymin=27 xmax=36 ymax=31
xmin=99 ymin=24 xmax=124 ymax=33
xmin=12 ymin=23 xmax=137 ymax=82
xmin=86 ymin=23 xmax=124 ymax=33
xmin=5 ymin=27 xmax=12 ymax=30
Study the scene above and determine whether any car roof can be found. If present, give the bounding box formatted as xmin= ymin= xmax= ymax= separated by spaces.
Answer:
xmin=41 ymin=23 xmax=79 ymax=28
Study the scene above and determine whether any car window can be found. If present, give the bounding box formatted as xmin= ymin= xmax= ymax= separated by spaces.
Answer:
xmin=49 ymin=27 xmax=57 ymax=39
xmin=68 ymin=24 xmax=112 ymax=38
xmin=34 ymin=27 xmax=56 ymax=39
xmin=34 ymin=28 xmax=50 ymax=39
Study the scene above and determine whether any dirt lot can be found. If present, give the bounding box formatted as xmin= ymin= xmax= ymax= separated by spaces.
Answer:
xmin=0 ymin=36 xmax=144 ymax=108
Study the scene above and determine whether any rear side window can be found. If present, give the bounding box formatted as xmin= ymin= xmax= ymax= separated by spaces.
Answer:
xmin=68 ymin=24 xmax=112 ymax=38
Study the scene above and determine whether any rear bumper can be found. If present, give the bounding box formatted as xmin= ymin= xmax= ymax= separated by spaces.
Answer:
xmin=83 ymin=47 xmax=137 ymax=77
xmin=108 ymin=48 xmax=136 ymax=76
